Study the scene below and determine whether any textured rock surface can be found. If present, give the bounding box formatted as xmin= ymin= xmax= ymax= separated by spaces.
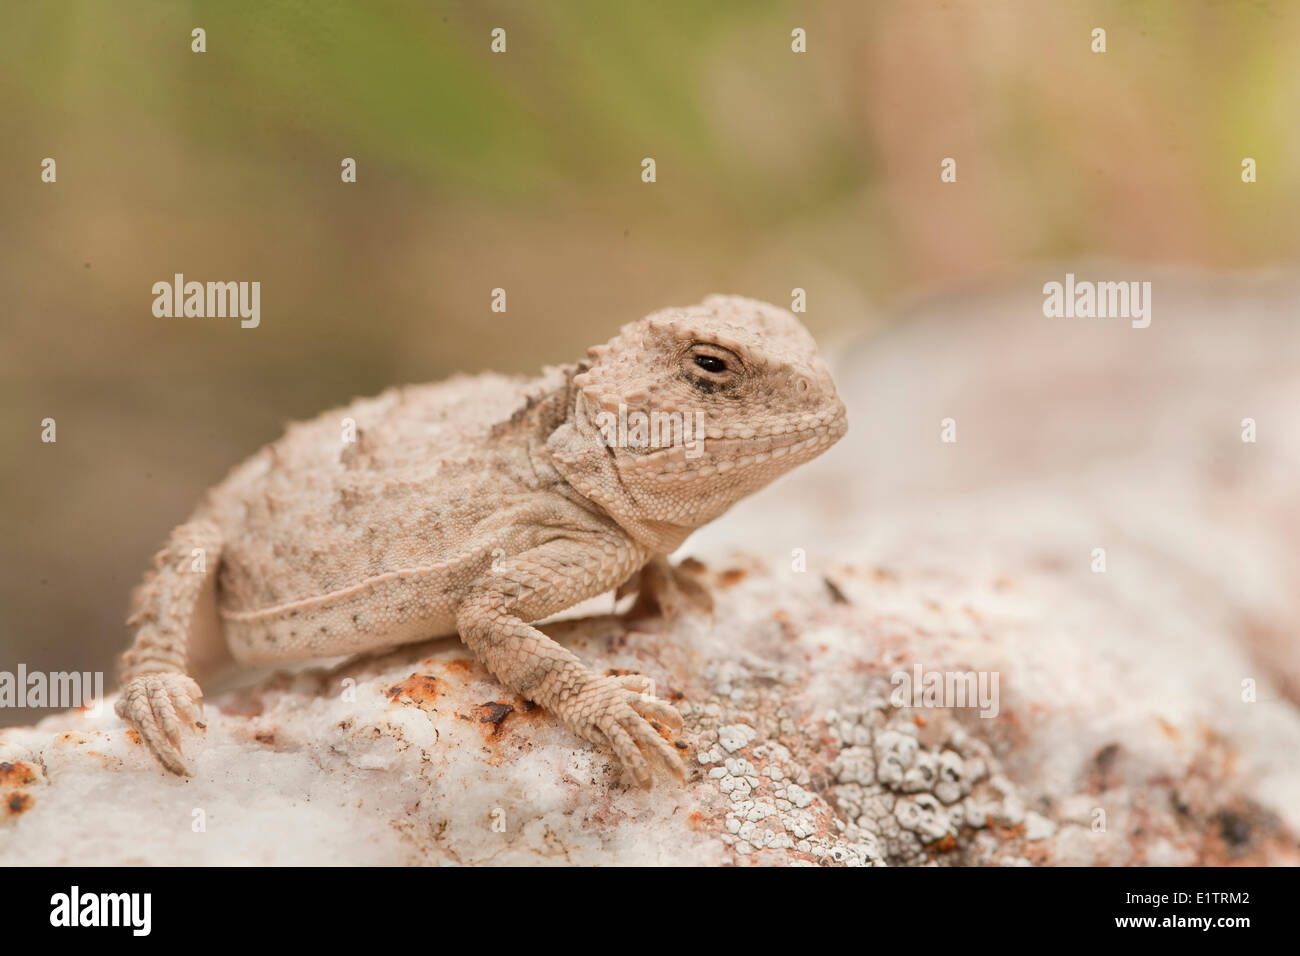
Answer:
xmin=2 ymin=268 xmax=1297 ymax=865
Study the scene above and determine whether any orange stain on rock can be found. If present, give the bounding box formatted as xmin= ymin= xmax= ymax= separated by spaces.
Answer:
xmin=471 ymin=701 xmax=516 ymax=735
xmin=5 ymin=792 xmax=32 ymax=816
xmin=718 ymin=568 xmax=748 ymax=587
xmin=386 ymin=673 xmax=442 ymax=707
xmin=0 ymin=762 xmax=37 ymax=818
xmin=0 ymin=761 xmax=37 ymax=787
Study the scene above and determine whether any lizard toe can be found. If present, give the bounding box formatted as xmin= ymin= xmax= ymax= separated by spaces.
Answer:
xmin=619 ymin=706 xmax=687 ymax=782
xmin=628 ymin=692 xmax=685 ymax=735
xmin=117 ymin=673 xmax=202 ymax=775
xmin=603 ymin=715 xmax=653 ymax=788
xmin=612 ymin=673 xmax=656 ymax=696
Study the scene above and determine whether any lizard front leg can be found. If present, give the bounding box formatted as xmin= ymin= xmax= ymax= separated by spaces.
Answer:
xmin=456 ymin=538 xmax=686 ymax=787
xmin=115 ymin=518 xmax=223 ymax=774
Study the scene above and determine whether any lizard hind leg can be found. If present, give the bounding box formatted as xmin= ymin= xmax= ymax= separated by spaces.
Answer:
xmin=115 ymin=518 xmax=223 ymax=775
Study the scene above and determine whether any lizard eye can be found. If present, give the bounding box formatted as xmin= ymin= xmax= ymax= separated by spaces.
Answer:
xmin=682 ymin=344 xmax=742 ymax=393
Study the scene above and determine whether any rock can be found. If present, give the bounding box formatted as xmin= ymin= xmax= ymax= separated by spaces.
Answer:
xmin=717 ymin=724 xmax=758 ymax=753
xmin=3 ymin=268 xmax=1298 ymax=866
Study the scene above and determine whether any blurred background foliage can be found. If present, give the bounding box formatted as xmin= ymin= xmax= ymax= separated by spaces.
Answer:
xmin=2 ymin=0 xmax=1298 ymax=714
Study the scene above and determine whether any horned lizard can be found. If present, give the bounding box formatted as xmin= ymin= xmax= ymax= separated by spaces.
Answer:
xmin=116 ymin=295 xmax=848 ymax=785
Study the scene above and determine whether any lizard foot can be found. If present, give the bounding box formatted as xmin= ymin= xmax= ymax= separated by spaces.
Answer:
xmin=115 ymin=672 xmax=203 ymax=775
xmin=619 ymin=556 xmax=714 ymax=623
xmin=575 ymin=674 xmax=686 ymax=788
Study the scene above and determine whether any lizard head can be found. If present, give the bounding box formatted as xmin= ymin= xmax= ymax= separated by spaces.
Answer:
xmin=550 ymin=295 xmax=848 ymax=551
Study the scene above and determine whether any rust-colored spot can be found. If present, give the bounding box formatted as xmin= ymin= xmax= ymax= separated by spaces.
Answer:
xmin=508 ymin=698 xmax=544 ymax=723
xmin=443 ymin=657 xmax=474 ymax=675
xmin=254 ymin=730 xmax=276 ymax=745
xmin=990 ymin=822 xmax=1026 ymax=841
xmin=0 ymin=762 xmax=37 ymax=787
xmin=1156 ymin=717 xmax=1180 ymax=741
xmin=386 ymin=674 xmax=441 ymax=706
xmin=928 ymin=833 xmax=957 ymax=853
xmin=125 ymin=729 xmax=142 ymax=746
xmin=687 ymin=810 xmax=707 ymax=829
xmin=718 ymin=567 xmax=747 ymax=587
xmin=913 ymin=714 xmax=928 ymax=728
xmin=473 ymin=701 xmax=515 ymax=734
xmin=871 ymin=567 xmax=899 ymax=583
xmin=6 ymin=792 xmax=32 ymax=816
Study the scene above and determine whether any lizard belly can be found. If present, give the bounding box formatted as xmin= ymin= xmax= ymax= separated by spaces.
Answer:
xmin=220 ymin=561 xmax=478 ymax=666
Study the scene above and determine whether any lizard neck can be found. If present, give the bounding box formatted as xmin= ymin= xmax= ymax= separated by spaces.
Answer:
xmin=538 ymin=374 xmax=696 ymax=555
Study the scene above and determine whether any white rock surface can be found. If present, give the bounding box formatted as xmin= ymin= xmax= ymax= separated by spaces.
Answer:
xmin=3 ymin=268 xmax=1297 ymax=865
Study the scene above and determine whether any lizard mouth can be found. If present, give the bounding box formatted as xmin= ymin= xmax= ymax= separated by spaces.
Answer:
xmin=621 ymin=407 xmax=847 ymax=478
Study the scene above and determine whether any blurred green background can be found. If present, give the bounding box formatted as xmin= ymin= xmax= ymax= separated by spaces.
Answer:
xmin=2 ymin=0 xmax=1298 ymax=719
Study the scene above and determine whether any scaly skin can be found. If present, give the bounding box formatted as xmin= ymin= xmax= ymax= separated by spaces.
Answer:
xmin=116 ymin=295 xmax=848 ymax=785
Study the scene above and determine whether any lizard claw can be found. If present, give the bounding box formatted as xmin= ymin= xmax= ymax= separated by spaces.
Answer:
xmin=612 ymin=673 xmax=654 ymax=695
xmin=581 ymin=675 xmax=687 ymax=788
xmin=628 ymin=692 xmax=685 ymax=736
xmin=115 ymin=672 xmax=203 ymax=775
xmin=610 ymin=674 xmax=685 ymax=734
